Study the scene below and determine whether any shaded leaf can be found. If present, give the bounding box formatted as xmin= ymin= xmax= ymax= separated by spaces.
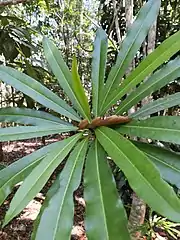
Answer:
xmin=92 ymin=28 xmax=108 ymax=117
xmin=102 ymin=30 xmax=180 ymax=115
xmin=117 ymin=116 xmax=180 ymax=144
xmin=116 ymin=57 xmax=180 ymax=115
xmin=0 ymin=124 xmax=77 ymax=142
xmin=96 ymin=127 xmax=180 ymax=222
xmin=131 ymin=92 xmax=180 ymax=119
xmin=3 ymin=133 xmax=82 ymax=227
xmin=132 ymin=141 xmax=180 ymax=189
xmin=32 ymin=138 xmax=88 ymax=240
xmin=43 ymin=38 xmax=90 ymax=121
xmin=84 ymin=140 xmax=130 ymax=240
xmin=0 ymin=66 xmax=80 ymax=121
xmin=0 ymin=141 xmax=61 ymax=205
xmin=0 ymin=107 xmax=71 ymax=126
xmin=100 ymin=0 xmax=161 ymax=114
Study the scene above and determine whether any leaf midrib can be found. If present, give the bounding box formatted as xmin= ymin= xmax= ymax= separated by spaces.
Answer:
xmin=133 ymin=93 xmax=180 ymax=118
xmin=101 ymin=0 xmax=156 ymax=112
xmin=98 ymin=129 xmax=177 ymax=210
xmin=46 ymin=41 xmax=88 ymax=120
xmin=52 ymin=139 xmax=86 ymax=239
xmin=108 ymin=39 xmax=180 ymax=114
xmin=95 ymin=142 xmax=109 ymax=239
xmin=117 ymin=63 xmax=180 ymax=114
xmin=0 ymin=69 xmax=77 ymax=119
xmin=8 ymin=135 xmax=80 ymax=218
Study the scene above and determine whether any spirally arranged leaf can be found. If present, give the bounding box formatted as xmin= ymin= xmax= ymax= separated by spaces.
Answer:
xmin=102 ymin=30 xmax=180 ymax=115
xmin=116 ymin=57 xmax=180 ymax=115
xmin=91 ymin=28 xmax=108 ymax=117
xmin=131 ymin=92 xmax=180 ymax=119
xmin=32 ymin=138 xmax=88 ymax=240
xmin=43 ymin=38 xmax=90 ymax=121
xmin=71 ymin=57 xmax=91 ymax=120
xmin=132 ymin=141 xmax=180 ymax=189
xmin=84 ymin=140 xmax=130 ymax=240
xmin=0 ymin=107 xmax=70 ymax=126
xmin=0 ymin=66 xmax=80 ymax=121
xmin=100 ymin=0 xmax=161 ymax=115
xmin=0 ymin=124 xmax=77 ymax=142
xmin=0 ymin=141 xmax=61 ymax=206
xmin=117 ymin=116 xmax=180 ymax=144
xmin=3 ymin=133 xmax=82 ymax=227
xmin=96 ymin=127 xmax=180 ymax=222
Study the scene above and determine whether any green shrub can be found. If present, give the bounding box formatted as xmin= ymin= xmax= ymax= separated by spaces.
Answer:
xmin=0 ymin=0 xmax=180 ymax=239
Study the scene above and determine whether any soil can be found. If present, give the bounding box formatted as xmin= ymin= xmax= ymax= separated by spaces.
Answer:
xmin=0 ymin=137 xmax=87 ymax=240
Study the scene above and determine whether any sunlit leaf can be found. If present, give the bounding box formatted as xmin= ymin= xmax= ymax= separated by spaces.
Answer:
xmin=71 ymin=57 xmax=91 ymax=120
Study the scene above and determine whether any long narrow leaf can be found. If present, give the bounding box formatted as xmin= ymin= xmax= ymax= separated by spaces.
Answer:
xmin=0 ymin=107 xmax=70 ymax=126
xmin=96 ymin=127 xmax=180 ymax=222
xmin=3 ymin=133 xmax=82 ymax=227
xmin=92 ymin=28 xmax=108 ymax=117
xmin=84 ymin=140 xmax=130 ymax=240
xmin=117 ymin=116 xmax=180 ymax=144
xmin=32 ymin=138 xmax=88 ymax=240
xmin=43 ymin=38 xmax=90 ymax=121
xmin=71 ymin=57 xmax=91 ymax=120
xmin=131 ymin=92 xmax=180 ymax=119
xmin=101 ymin=30 xmax=180 ymax=115
xmin=0 ymin=141 xmax=61 ymax=205
xmin=116 ymin=57 xmax=180 ymax=115
xmin=0 ymin=66 xmax=80 ymax=121
xmin=0 ymin=124 xmax=77 ymax=142
xmin=132 ymin=141 xmax=180 ymax=189
xmin=100 ymin=0 xmax=161 ymax=114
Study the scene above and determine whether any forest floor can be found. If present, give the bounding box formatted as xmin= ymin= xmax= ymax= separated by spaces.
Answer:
xmin=0 ymin=137 xmax=178 ymax=240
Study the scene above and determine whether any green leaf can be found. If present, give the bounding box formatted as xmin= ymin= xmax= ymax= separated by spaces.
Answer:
xmin=132 ymin=141 xmax=180 ymax=189
xmin=116 ymin=116 xmax=180 ymax=144
xmin=100 ymin=0 xmax=161 ymax=115
xmin=84 ymin=140 xmax=130 ymax=240
xmin=0 ymin=66 xmax=80 ymax=122
xmin=101 ymin=30 xmax=180 ymax=115
xmin=0 ymin=141 xmax=61 ymax=206
xmin=71 ymin=57 xmax=91 ymax=120
xmin=3 ymin=133 xmax=82 ymax=227
xmin=32 ymin=138 xmax=88 ymax=240
xmin=131 ymin=92 xmax=180 ymax=119
xmin=0 ymin=107 xmax=71 ymax=126
xmin=92 ymin=28 xmax=108 ymax=117
xmin=115 ymin=57 xmax=180 ymax=115
xmin=96 ymin=127 xmax=180 ymax=222
xmin=0 ymin=124 xmax=77 ymax=142
xmin=43 ymin=37 xmax=90 ymax=121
